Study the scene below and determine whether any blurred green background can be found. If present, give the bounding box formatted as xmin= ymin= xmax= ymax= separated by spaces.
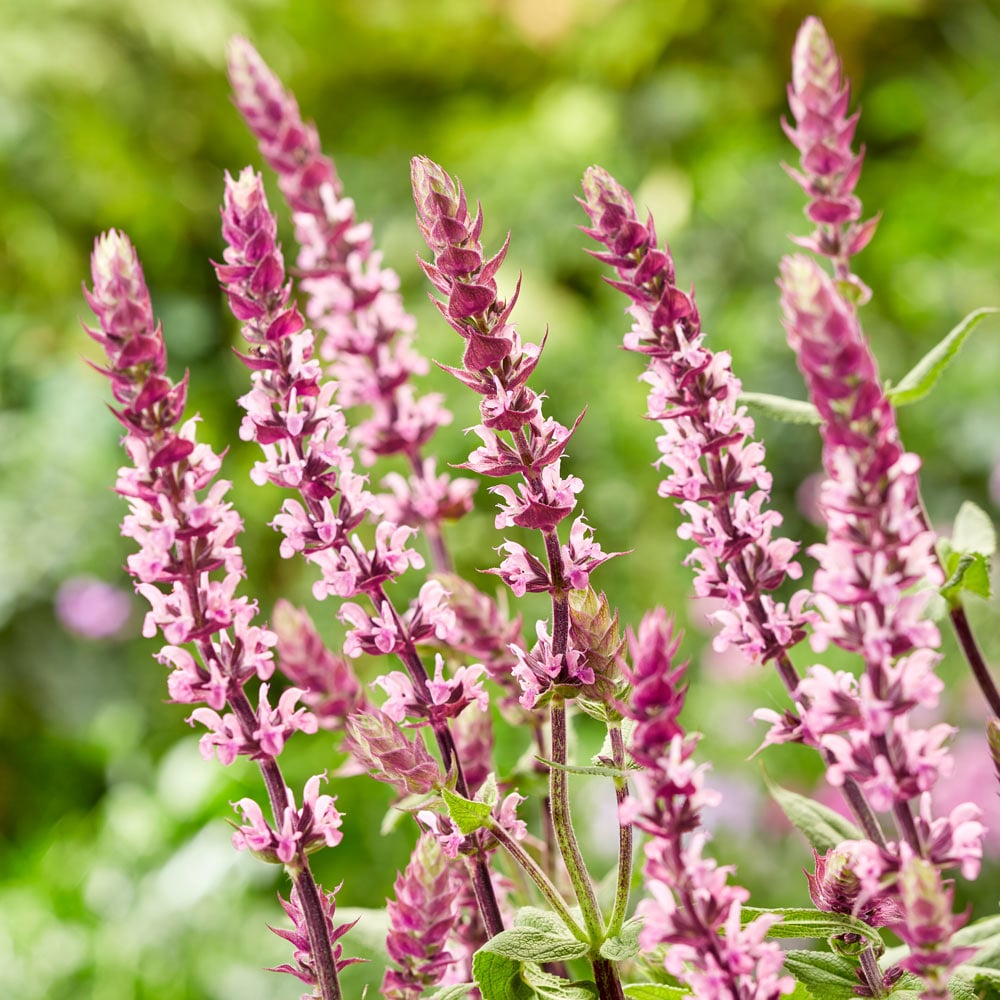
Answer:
xmin=3 ymin=0 xmax=1000 ymax=996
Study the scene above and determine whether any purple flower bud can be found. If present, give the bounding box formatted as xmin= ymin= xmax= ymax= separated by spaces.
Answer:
xmin=891 ymin=853 xmax=976 ymax=1000
xmin=383 ymin=834 xmax=461 ymax=998
xmin=343 ymin=707 xmax=442 ymax=795
xmin=806 ymin=845 xmax=901 ymax=927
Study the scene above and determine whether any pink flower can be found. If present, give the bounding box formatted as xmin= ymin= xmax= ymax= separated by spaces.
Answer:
xmin=374 ymin=654 xmax=488 ymax=724
xmin=231 ymin=774 xmax=343 ymax=863
xmin=55 ymin=576 xmax=131 ymax=639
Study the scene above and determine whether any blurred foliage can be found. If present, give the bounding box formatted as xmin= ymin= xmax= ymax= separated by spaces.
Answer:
xmin=2 ymin=0 xmax=1000 ymax=996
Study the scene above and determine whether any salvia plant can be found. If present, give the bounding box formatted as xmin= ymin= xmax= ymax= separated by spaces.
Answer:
xmin=81 ymin=16 xmax=1000 ymax=1000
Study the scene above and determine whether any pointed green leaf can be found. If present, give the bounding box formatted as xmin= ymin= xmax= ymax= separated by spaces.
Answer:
xmin=781 ymin=950 xmax=860 ymax=1000
xmin=472 ymin=950 xmax=534 ymax=1000
xmin=953 ymin=500 xmax=997 ymax=557
xmin=623 ymin=986 xmax=692 ymax=999
xmin=600 ymin=916 xmax=644 ymax=961
xmin=740 ymin=907 xmax=884 ymax=953
xmin=886 ymin=307 xmax=997 ymax=406
xmin=535 ymin=754 xmax=634 ymax=780
xmin=739 ymin=392 xmax=821 ymax=425
xmin=762 ymin=770 xmax=862 ymax=852
xmin=427 ymin=985 xmax=478 ymax=1000
xmin=442 ymin=786 xmax=493 ymax=835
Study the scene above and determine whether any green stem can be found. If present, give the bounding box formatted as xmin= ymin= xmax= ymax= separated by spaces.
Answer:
xmin=607 ymin=722 xmax=632 ymax=937
xmin=486 ymin=819 xmax=588 ymax=942
xmin=549 ymin=696 xmax=605 ymax=943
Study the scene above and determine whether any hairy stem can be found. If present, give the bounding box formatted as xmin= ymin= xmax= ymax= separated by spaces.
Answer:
xmin=486 ymin=819 xmax=587 ymax=942
xmin=289 ymin=864 xmax=344 ymax=1000
xmin=549 ymin=697 xmax=604 ymax=942
xmin=607 ymin=723 xmax=632 ymax=937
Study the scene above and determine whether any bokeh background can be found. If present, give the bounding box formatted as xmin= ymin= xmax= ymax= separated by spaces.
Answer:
xmin=3 ymin=0 xmax=1000 ymax=996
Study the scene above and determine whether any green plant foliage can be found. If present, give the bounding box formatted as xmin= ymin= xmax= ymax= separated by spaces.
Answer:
xmin=762 ymin=771 xmax=863 ymax=854
xmin=4 ymin=1 xmax=1000 ymax=996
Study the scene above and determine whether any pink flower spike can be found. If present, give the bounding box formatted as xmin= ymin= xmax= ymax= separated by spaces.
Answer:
xmin=228 ymin=41 xmax=462 ymax=563
xmin=580 ymin=167 xmax=810 ymax=669
xmin=783 ymin=17 xmax=879 ymax=279
xmin=382 ymin=833 xmax=461 ymax=999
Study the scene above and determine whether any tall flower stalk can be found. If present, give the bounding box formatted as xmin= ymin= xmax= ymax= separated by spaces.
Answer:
xmin=227 ymin=37 xmax=473 ymax=572
xmin=79 ymin=19 xmax=1000 ymax=1000
xmin=622 ymin=609 xmax=794 ymax=1000
xmin=782 ymin=15 xmax=1000 ymax=720
xmin=411 ymin=156 xmax=625 ymax=999
xmin=215 ymin=165 xmax=506 ymax=938
xmin=778 ymin=20 xmax=988 ymax=994
xmin=84 ymin=230 xmax=353 ymax=1000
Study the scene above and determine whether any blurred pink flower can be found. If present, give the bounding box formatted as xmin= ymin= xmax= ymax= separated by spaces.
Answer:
xmin=795 ymin=471 xmax=825 ymax=526
xmin=56 ymin=576 xmax=131 ymax=639
xmin=932 ymin=731 xmax=1000 ymax=854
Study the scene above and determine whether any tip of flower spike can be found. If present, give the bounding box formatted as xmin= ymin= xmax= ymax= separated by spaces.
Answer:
xmin=792 ymin=16 xmax=839 ymax=96
xmin=226 ymin=35 xmax=267 ymax=89
xmin=91 ymin=229 xmax=142 ymax=287
xmin=580 ymin=164 xmax=631 ymax=212
xmin=410 ymin=155 xmax=458 ymax=208
xmin=223 ymin=165 xmax=267 ymax=214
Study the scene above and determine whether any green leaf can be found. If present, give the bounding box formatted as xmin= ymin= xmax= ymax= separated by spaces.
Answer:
xmin=441 ymin=774 xmax=498 ymax=835
xmin=600 ymin=916 xmax=644 ymax=961
xmin=477 ymin=908 xmax=589 ymax=964
xmin=522 ymin=964 xmax=598 ymax=999
xmin=886 ymin=307 xmax=998 ymax=406
xmin=939 ymin=501 xmax=996 ymax=603
xmin=762 ymin=770 xmax=862 ymax=852
xmin=740 ymin=907 xmax=884 ymax=953
xmin=623 ymin=986 xmax=692 ymax=999
xmin=472 ymin=950 xmax=535 ymax=1000
xmin=953 ymin=500 xmax=997 ymax=557
xmin=535 ymin=754 xmax=634 ymax=780
xmin=781 ymin=950 xmax=860 ymax=1000
xmin=739 ymin=392 xmax=821 ymax=425
xmin=427 ymin=985 xmax=478 ymax=1000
